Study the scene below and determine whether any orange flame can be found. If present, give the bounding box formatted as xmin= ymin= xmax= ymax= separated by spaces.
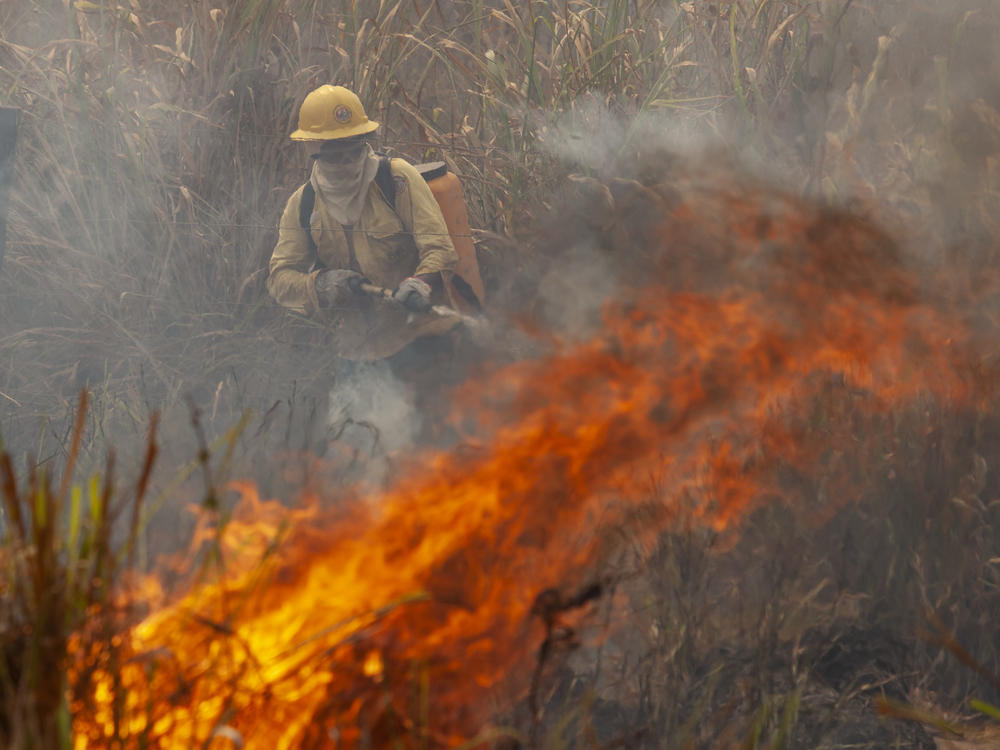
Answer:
xmin=363 ymin=651 xmax=384 ymax=681
xmin=69 ymin=176 xmax=990 ymax=749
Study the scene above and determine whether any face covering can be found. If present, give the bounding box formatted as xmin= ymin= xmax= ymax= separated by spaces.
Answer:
xmin=310 ymin=142 xmax=380 ymax=225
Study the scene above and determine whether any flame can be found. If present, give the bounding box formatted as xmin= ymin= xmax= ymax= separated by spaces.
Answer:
xmin=69 ymin=171 xmax=991 ymax=748
xmin=362 ymin=651 xmax=384 ymax=681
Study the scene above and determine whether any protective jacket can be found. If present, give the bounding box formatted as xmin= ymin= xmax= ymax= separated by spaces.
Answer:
xmin=268 ymin=157 xmax=460 ymax=360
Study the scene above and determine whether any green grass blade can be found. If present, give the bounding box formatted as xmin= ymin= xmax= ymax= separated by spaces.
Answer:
xmin=971 ymin=699 xmax=1000 ymax=723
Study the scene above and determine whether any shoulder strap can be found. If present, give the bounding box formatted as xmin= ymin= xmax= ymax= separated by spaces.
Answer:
xmin=375 ymin=155 xmax=396 ymax=210
xmin=299 ymin=181 xmax=318 ymax=255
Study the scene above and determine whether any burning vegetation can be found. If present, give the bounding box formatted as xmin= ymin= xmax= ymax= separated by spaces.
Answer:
xmin=2 ymin=1 xmax=1000 ymax=748
xmin=62 ymin=158 xmax=998 ymax=748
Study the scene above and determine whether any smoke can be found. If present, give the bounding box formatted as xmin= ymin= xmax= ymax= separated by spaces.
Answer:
xmin=325 ymin=359 xmax=422 ymax=484
xmin=532 ymin=236 xmax=620 ymax=338
xmin=2 ymin=0 xmax=999 ymax=541
xmin=2 ymin=2 xmax=998 ymax=745
xmin=327 ymin=0 xmax=1000 ymax=479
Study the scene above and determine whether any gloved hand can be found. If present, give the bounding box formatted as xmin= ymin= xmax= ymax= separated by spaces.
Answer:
xmin=393 ymin=276 xmax=432 ymax=313
xmin=315 ymin=269 xmax=366 ymax=308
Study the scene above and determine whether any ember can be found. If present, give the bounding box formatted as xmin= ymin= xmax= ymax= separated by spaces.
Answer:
xmin=69 ymin=162 xmax=991 ymax=749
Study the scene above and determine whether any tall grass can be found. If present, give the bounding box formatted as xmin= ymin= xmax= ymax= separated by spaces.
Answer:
xmin=1 ymin=0 xmax=999 ymax=747
xmin=2 ymin=0 xmax=996 ymax=463
xmin=1 ymin=393 xmax=155 ymax=749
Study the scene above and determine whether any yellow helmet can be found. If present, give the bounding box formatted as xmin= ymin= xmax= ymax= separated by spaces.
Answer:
xmin=289 ymin=85 xmax=380 ymax=141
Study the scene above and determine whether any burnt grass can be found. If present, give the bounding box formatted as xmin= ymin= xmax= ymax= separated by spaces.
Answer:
xmin=518 ymin=411 xmax=1000 ymax=748
xmin=536 ymin=453 xmax=1000 ymax=747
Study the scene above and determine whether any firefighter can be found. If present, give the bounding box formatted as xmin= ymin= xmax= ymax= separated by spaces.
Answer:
xmin=267 ymin=85 xmax=465 ymax=450
xmin=268 ymin=84 xmax=462 ymax=362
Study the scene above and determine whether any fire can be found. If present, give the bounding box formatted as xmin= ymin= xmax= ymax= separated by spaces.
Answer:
xmin=69 ymin=167 xmax=990 ymax=748
xmin=363 ymin=651 xmax=384 ymax=681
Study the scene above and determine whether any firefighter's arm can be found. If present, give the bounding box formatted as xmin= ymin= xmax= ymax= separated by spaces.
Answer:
xmin=391 ymin=159 xmax=458 ymax=276
xmin=267 ymin=186 xmax=322 ymax=314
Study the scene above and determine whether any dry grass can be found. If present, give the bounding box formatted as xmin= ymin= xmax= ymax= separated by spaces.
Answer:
xmin=1 ymin=0 xmax=1000 ymax=747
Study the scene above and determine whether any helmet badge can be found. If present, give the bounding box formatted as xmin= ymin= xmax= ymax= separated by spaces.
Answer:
xmin=334 ymin=105 xmax=353 ymax=124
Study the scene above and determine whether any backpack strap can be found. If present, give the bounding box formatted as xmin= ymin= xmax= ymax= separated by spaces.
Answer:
xmin=375 ymin=155 xmax=396 ymax=210
xmin=298 ymin=181 xmax=318 ymax=256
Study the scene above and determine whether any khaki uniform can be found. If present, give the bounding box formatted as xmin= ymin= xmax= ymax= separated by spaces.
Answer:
xmin=268 ymin=158 xmax=460 ymax=360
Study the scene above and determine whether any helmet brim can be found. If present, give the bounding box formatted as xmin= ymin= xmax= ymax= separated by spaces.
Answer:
xmin=289 ymin=119 xmax=379 ymax=141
